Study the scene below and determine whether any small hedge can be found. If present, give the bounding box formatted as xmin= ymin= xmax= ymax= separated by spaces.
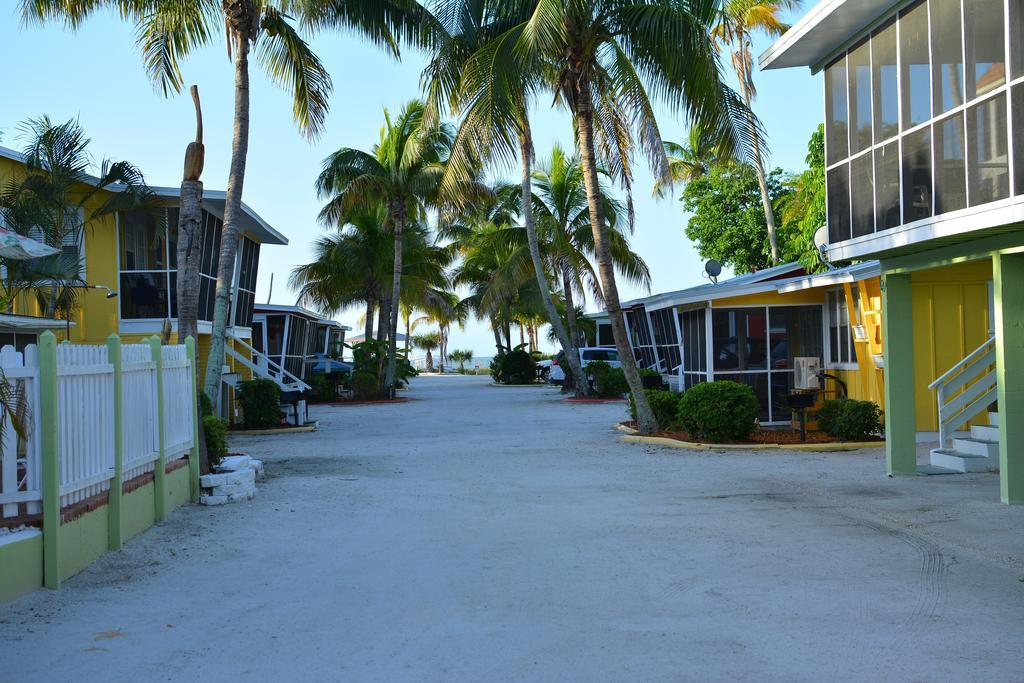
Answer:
xmin=814 ymin=399 xmax=883 ymax=441
xmin=202 ymin=415 xmax=228 ymax=467
xmin=629 ymin=389 xmax=683 ymax=431
xmin=588 ymin=361 xmax=629 ymax=398
xmin=677 ymin=381 xmax=759 ymax=442
xmin=491 ymin=348 xmax=537 ymax=384
xmin=236 ymin=379 xmax=282 ymax=429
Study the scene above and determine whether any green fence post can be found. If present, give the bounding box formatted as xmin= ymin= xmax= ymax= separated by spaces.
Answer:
xmin=149 ymin=336 xmax=167 ymax=521
xmin=38 ymin=331 xmax=60 ymax=589
xmin=105 ymin=334 xmax=124 ymax=549
xmin=185 ymin=336 xmax=201 ymax=503
xmin=993 ymin=252 xmax=1024 ymax=504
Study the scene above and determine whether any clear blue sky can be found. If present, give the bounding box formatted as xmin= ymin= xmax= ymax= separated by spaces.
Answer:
xmin=0 ymin=6 xmax=822 ymax=356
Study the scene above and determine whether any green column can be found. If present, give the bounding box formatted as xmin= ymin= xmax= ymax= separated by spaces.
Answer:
xmin=149 ymin=337 xmax=167 ymax=521
xmin=882 ymin=272 xmax=917 ymax=475
xmin=185 ymin=336 xmax=201 ymax=503
xmin=38 ymin=331 xmax=60 ymax=589
xmin=993 ymin=252 xmax=1024 ymax=504
xmin=105 ymin=334 xmax=124 ymax=549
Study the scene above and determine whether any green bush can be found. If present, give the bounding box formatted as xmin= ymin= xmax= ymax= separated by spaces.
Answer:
xmin=677 ymin=381 xmax=759 ymax=442
xmin=814 ymin=399 xmax=883 ymax=441
xmin=236 ymin=379 xmax=282 ymax=429
xmin=587 ymin=360 xmax=629 ymax=398
xmin=628 ymin=389 xmax=683 ymax=430
xmin=491 ymin=346 xmax=537 ymax=384
xmin=202 ymin=415 xmax=228 ymax=467
xmin=308 ymin=372 xmax=342 ymax=403
xmin=347 ymin=339 xmax=418 ymax=395
xmin=351 ymin=370 xmax=382 ymax=400
xmin=199 ymin=391 xmax=214 ymax=418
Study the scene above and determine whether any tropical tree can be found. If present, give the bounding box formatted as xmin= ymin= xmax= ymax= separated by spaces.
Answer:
xmin=23 ymin=0 xmax=438 ymax=403
xmin=448 ymin=348 xmax=473 ymax=372
xmin=445 ymin=0 xmax=757 ymax=432
xmin=317 ymin=100 xmax=457 ymax=396
xmin=412 ymin=331 xmax=441 ymax=372
xmin=779 ymin=124 xmax=826 ymax=272
xmin=412 ymin=290 xmax=465 ymax=372
xmin=714 ymin=0 xmax=800 ymax=265
xmin=0 ymin=116 xmax=155 ymax=318
xmin=656 ymin=123 xmax=735 ymax=197
xmin=423 ymin=3 xmax=592 ymax=396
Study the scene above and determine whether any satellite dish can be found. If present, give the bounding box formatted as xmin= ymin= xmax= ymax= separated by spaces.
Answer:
xmin=704 ymin=259 xmax=722 ymax=284
xmin=812 ymin=225 xmax=835 ymax=269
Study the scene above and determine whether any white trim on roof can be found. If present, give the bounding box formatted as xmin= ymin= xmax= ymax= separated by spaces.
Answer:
xmin=0 ymin=313 xmax=75 ymax=331
xmin=253 ymin=303 xmax=351 ymax=330
xmin=775 ymin=261 xmax=881 ymax=293
xmin=618 ymin=261 xmax=807 ymax=311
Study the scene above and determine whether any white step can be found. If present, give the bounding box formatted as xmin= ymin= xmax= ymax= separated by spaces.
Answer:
xmin=930 ymin=448 xmax=999 ymax=473
xmin=971 ymin=424 xmax=1000 ymax=441
xmin=988 ymin=411 xmax=999 ymax=426
xmin=951 ymin=436 xmax=999 ymax=458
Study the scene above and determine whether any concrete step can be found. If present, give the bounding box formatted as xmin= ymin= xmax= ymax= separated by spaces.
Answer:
xmin=930 ymin=448 xmax=999 ymax=473
xmin=988 ymin=411 xmax=999 ymax=426
xmin=951 ymin=436 xmax=999 ymax=458
xmin=917 ymin=464 xmax=961 ymax=475
xmin=971 ymin=424 xmax=1000 ymax=441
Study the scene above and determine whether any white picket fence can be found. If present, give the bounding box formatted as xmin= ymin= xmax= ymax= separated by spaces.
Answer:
xmin=0 ymin=340 xmax=196 ymax=520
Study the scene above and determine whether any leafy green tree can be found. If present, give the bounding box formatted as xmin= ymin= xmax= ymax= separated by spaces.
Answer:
xmin=779 ymin=125 xmax=826 ymax=272
xmin=681 ymin=163 xmax=801 ymax=274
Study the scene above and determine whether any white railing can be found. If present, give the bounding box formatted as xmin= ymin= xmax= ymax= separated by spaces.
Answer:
xmin=0 ymin=338 xmax=196 ymax=521
xmin=929 ymin=336 xmax=997 ymax=448
xmin=225 ymin=334 xmax=310 ymax=392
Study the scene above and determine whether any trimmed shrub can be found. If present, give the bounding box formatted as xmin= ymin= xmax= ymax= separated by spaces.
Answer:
xmin=351 ymin=370 xmax=382 ymax=400
xmin=202 ymin=415 xmax=228 ymax=467
xmin=677 ymin=381 xmax=759 ymax=442
xmin=629 ymin=389 xmax=683 ymax=430
xmin=588 ymin=360 xmax=629 ymax=398
xmin=492 ymin=347 xmax=537 ymax=384
xmin=236 ymin=379 xmax=282 ymax=429
xmin=815 ymin=399 xmax=883 ymax=441
xmin=308 ymin=372 xmax=342 ymax=403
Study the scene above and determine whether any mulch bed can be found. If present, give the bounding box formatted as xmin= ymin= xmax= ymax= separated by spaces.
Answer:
xmin=566 ymin=397 xmax=627 ymax=403
xmin=621 ymin=421 xmax=883 ymax=446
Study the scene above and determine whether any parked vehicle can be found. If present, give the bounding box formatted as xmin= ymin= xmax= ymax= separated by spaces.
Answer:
xmin=549 ymin=347 xmax=621 ymax=385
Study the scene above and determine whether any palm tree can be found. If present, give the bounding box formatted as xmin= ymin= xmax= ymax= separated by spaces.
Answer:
xmin=656 ymin=124 xmax=736 ymax=197
xmin=412 ymin=290 xmax=465 ymax=372
xmin=423 ymin=3 xmax=592 ymax=396
xmin=317 ymin=100 xmax=457 ymax=396
xmin=0 ymin=116 xmax=155 ymax=318
xmin=412 ymin=331 xmax=441 ymax=372
xmin=455 ymin=0 xmax=757 ymax=432
xmin=23 ymin=0 xmax=437 ymax=402
xmin=714 ymin=0 xmax=800 ymax=265
xmin=531 ymin=144 xmax=651 ymax=350
xmin=448 ymin=348 xmax=473 ymax=372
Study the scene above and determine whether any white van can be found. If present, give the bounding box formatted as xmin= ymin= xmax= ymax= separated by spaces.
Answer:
xmin=548 ymin=347 xmax=621 ymax=385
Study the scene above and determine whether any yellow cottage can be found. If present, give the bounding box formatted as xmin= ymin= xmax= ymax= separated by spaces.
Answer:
xmin=0 ymin=145 xmax=287 ymax=418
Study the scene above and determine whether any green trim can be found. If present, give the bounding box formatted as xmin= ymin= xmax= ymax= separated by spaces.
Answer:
xmin=59 ymin=505 xmax=108 ymax=581
xmin=880 ymin=231 xmax=1024 ymax=275
xmin=993 ymin=253 xmax=1024 ymax=504
xmin=0 ymin=532 xmax=43 ymax=603
xmin=185 ymin=336 xmax=200 ymax=503
xmin=38 ymin=331 xmax=60 ymax=589
xmin=882 ymin=273 xmax=917 ymax=474
xmin=149 ymin=337 xmax=167 ymax=522
xmin=105 ymin=334 xmax=123 ymax=550
xmin=122 ymin=481 xmax=156 ymax=542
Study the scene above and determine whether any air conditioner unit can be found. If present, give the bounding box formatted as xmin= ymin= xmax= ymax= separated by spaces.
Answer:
xmin=794 ymin=357 xmax=821 ymax=390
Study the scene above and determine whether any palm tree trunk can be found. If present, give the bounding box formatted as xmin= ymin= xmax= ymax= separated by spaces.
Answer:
xmin=573 ymin=80 xmax=657 ymax=432
xmin=491 ymin=317 xmax=503 ymax=352
xmin=384 ymin=203 xmax=405 ymax=397
xmin=561 ymin=263 xmax=581 ymax=346
xmin=404 ymin=311 xmax=412 ymax=352
xmin=177 ymin=180 xmax=203 ymax=345
xmin=202 ymin=33 xmax=250 ymax=402
xmin=376 ymin=293 xmax=389 ymax=344
xmin=739 ymin=47 xmax=779 ymax=265
xmin=517 ymin=130 xmax=590 ymax=395
xmin=364 ymin=296 xmax=375 ymax=341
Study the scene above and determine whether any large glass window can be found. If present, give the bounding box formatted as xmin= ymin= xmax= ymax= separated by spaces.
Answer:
xmin=826 ymin=289 xmax=858 ymax=367
xmin=650 ymin=307 xmax=681 ymax=373
xmin=1013 ymin=85 xmax=1024 ymax=196
xmin=931 ymin=0 xmax=965 ymax=115
xmin=233 ymin=237 xmax=260 ymax=328
xmin=875 ymin=142 xmax=902 ymax=229
xmin=712 ymin=309 xmax=767 ymax=371
xmin=902 ymin=128 xmax=933 ymax=222
xmin=967 ymin=94 xmax=1010 ymax=205
xmin=965 ymin=0 xmax=1005 ymax=100
xmin=934 ymin=112 xmax=967 ymax=213
xmin=825 ymin=57 xmax=849 ymax=165
xmin=848 ymin=39 xmax=873 ymax=154
xmin=680 ymin=308 xmax=707 ymax=383
xmin=872 ymin=19 xmax=899 ymax=143
xmin=827 ymin=164 xmax=851 ymax=243
xmin=850 ymin=152 xmax=875 ymax=237
xmin=119 ymin=210 xmax=175 ymax=320
xmin=900 ymin=1 xmax=932 ymax=129
xmin=1011 ymin=0 xmax=1024 ymax=79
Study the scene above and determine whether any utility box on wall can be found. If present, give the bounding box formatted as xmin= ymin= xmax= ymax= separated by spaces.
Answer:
xmin=794 ymin=357 xmax=821 ymax=390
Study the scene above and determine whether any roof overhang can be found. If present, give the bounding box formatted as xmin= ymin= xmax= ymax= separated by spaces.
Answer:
xmin=775 ymin=261 xmax=881 ymax=293
xmin=253 ymin=304 xmax=349 ymax=329
xmin=0 ymin=146 xmax=287 ymax=247
xmin=0 ymin=313 xmax=75 ymax=331
xmin=760 ymin=0 xmax=901 ymax=72
xmin=617 ymin=262 xmax=807 ymax=312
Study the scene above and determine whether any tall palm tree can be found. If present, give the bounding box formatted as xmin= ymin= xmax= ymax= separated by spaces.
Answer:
xmin=458 ymin=0 xmax=757 ymax=432
xmin=531 ymin=144 xmax=651 ymax=350
xmin=412 ymin=331 xmax=441 ymax=372
xmin=714 ymin=0 xmax=800 ymax=265
xmin=24 ymin=0 xmax=437 ymax=402
xmin=316 ymin=100 xmax=457 ymax=396
xmin=424 ymin=2 xmax=592 ymax=396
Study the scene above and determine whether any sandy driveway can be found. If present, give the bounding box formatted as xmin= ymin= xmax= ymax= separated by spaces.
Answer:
xmin=2 ymin=374 xmax=1022 ymax=681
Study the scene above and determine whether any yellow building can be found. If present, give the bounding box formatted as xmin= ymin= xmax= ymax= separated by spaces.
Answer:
xmin=0 ymin=145 xmax=287 ymax=416
xmin=599 ymin=259 xmax=990 ymax=437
